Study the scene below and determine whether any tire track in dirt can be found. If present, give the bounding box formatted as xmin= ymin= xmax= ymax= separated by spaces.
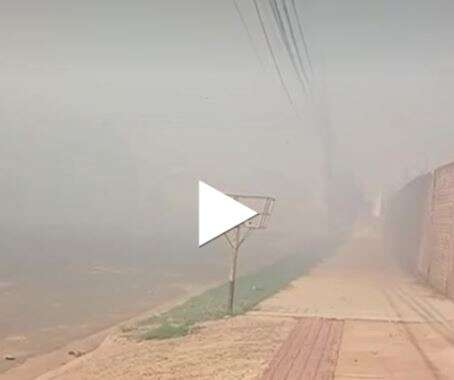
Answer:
xmin=260 ymin=318 xmax=344 ymax=380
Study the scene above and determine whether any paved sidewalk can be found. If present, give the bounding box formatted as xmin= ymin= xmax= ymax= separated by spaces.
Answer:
xmin=256 ymin=233 xmax=454 ymax=379
xmin=261 ymin=318 xmax=343 ymax=380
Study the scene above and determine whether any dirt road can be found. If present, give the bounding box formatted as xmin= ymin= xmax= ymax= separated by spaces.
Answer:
xmin=10 ymin=227 xmax=454 ymax=379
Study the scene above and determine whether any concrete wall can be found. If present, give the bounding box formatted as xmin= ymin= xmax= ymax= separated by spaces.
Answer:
xmin=385 ymin=174 xmax=432 ymax=272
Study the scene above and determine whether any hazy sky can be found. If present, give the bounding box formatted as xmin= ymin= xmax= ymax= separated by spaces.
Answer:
xmin=1 ymin=0 xmax=454 ymax=262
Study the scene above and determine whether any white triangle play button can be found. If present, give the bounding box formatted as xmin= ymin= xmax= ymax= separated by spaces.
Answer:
xmin=199 ymin=181 xmax=258 ymax=247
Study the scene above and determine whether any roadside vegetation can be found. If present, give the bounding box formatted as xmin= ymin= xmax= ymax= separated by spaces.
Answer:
xmin=130 ymin=238 xmax=339 ymax=340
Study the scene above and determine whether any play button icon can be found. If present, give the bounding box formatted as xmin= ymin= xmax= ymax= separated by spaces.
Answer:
xmin=199 ymin=181 xmax=258 ymax=246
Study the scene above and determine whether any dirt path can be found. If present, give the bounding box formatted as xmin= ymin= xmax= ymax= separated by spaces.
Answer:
xmin=28 ymin=228 xmax=454 ymax=379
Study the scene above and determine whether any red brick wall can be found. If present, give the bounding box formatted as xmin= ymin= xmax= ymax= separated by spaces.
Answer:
xmin=386 ymin=162 xmax=454 ymax=299
xmin=420 ymin=162 xmax=454 ymax=296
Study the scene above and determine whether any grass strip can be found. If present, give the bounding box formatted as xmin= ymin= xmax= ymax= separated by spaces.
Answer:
xmin=134 ymin=238 xmax=339 ymax=340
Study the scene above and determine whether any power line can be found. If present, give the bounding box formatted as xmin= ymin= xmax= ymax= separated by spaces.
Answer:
xmin=232 ymin=0 xmax=264 ymax=68
xmin=290 ymin=0 xmax=314 ymax=77
xmin=282 ymin=0 xmax=311 ymax=91
xmin=237 ymin=1 xmax=333 ymax=200
xmin=269 ymin=0 xmax=308 ymax=93
xmin=252 ymin=0 xmax=297 ymax=110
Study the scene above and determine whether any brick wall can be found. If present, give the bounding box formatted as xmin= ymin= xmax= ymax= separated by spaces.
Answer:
xmin=422 ymin=162 xmax=454 ymax=296
xmin=381 ymin=161 xmax=454 ymax=299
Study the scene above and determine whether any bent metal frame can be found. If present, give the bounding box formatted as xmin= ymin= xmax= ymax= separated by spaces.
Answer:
xmin=223 ymin=194 xmax=275 ymax=315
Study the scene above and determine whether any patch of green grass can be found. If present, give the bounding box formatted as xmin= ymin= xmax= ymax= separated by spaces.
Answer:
xmin=141 ymin=322 xmax=192 ymax=340
xmin=136 ymin=238 xmax=340 ymax=340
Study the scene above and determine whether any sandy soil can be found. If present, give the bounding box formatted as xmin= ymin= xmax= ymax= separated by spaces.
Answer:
xmin=11 ymin=227 xmax=454 ymax=379
xmin=0 ymin=284 xmax=213 ymax=380
xmin=38 ymin=316 xmax=296 ymax=380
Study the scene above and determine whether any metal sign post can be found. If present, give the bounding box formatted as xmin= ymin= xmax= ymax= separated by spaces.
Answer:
xmin=223 ymin=195 xmax=275 ymax=315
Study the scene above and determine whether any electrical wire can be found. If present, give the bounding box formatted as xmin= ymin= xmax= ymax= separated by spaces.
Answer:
xmin=232 ymin=0 xmax=264 ymax=68
xmin=269 ymin=0 xmax=308 ymax=93
xmin=252 ymin=0 xmax=298 ymax=110
xmin=282 ymin=0 xmax=311 ymax=90
xmin=290 ymin=0 xmax=314 ymax=77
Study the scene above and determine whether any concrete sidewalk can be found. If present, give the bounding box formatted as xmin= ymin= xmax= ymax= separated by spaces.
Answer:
xmin=257 ymin=232 xmax=454 ymax=379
